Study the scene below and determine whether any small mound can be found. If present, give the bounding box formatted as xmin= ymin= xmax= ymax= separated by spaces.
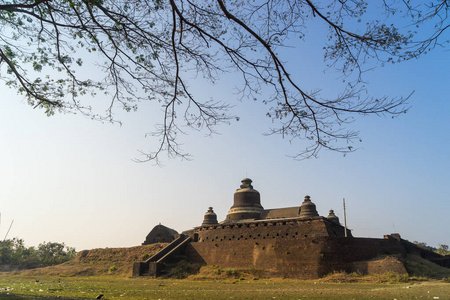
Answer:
xmin=353 ymin=255 xmax=408 ymax=275
xmin=17 ymin=243 xmax=167 ymax=277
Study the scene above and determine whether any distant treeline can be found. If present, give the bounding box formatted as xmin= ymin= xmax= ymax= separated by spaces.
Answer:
xmin=0 ymin=238 xmax=76 ymax=268
xmin=413 ymin=241 xmax=450 ymax=256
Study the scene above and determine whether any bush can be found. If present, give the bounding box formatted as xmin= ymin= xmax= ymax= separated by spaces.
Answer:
xmin=108 ymin=266 xmax=117 ymax=272
xmin=226 ymin=268 xmax=239 ymax=277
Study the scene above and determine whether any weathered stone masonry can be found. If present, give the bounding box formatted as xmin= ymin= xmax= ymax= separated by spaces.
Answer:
xmin=133 ymin=178 xmax=450 ymax=278
xmin=193 ymin=217 xmax=348 ymax=243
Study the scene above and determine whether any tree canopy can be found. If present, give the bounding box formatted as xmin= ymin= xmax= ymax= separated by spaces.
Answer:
xmin=0 ymin=0 xmax=448 ymax=162
xmin=0 ymin=238 xmax=76 ymax=268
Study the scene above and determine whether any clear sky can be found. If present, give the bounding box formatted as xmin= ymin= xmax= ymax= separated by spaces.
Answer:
xmin=1 ymin=10 xmax=449 ymax=251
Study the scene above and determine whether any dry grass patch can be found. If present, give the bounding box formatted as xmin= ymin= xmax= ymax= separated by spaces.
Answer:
xmin=16 ymin=244 xmax=167 ymax=277
xmin=188 ymin=265 xmax=269 ymax=281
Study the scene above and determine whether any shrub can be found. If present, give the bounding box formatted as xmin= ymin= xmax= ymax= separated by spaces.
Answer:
xmin=108 ymin=266 xmax=117 ymax=272
xmin=226 ymin=268 xmax=239 ymax=277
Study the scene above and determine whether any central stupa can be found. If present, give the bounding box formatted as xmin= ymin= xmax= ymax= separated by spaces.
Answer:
xmin=224 ymin=178 xmax=264 ymax=222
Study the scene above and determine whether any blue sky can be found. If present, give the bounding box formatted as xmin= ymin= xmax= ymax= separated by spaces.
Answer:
xmin=1 ymin=11 xmax=449 ymax=251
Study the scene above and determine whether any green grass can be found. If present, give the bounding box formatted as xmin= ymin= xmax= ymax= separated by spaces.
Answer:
xmin=0 ymin=275 xmax=449 ymax=300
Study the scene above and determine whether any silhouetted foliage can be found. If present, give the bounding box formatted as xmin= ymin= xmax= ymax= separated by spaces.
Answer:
xmin=1 ymin=1 xmax=449 ymax=161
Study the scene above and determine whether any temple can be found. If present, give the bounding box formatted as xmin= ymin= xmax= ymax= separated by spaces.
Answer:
xmin=134 ymin=178 xmax=449 ymax=278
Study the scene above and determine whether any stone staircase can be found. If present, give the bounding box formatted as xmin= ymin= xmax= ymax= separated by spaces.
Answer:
xmin=132 ymin=234 xmax=192 ymax=277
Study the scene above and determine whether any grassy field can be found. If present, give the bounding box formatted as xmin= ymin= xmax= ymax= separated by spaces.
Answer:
xmin=0 ymin=274 xmax=449 ymax=300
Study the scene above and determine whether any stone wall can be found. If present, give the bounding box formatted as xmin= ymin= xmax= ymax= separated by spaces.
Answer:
xmin=317 ymin=236 xmax=406 ymax=273
xmin=185 ymin=236 xmax=407 ymax=278
xmin=192 ymin=217 xmax=350 ymax=244
xmin=185 ymin=237 xmax=325 ymax=278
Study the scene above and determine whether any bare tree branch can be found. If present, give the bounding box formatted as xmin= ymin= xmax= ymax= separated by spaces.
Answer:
xmin=0 ymin=0 xmax=447 ymax=161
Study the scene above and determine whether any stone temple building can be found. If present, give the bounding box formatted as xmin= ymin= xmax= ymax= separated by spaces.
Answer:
xmin=142 ymin=224 xmax=178 ymax=245
xmin=134 ymin=178 xmax=450 ymax=278
xmin=189 ymin=178 xmax=351 ymax=243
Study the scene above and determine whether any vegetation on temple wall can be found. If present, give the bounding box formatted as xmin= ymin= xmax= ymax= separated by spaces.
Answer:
xmin=1 ymin=1 xmax=450 ymax=161
xmin=0 ymin=238 xmax=76 ymax=268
